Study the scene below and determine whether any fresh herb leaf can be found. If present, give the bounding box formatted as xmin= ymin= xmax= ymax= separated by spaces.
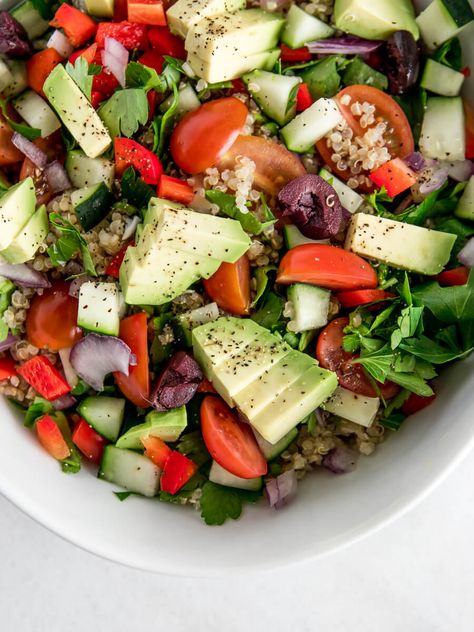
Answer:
xmin=432 ymin=37 xmax=462 ymax=70
xmin=48 ymin=213 xmax=97 ymax=276
xmin=251 ymin=265 xmax=276 ymax=308
xmin=121 ymin=167 xmax=154 ymax=208
xmin=114 ymin=491 xmax=134 ymax=501
xmin=126 ymin=62 xmax=166 ymax=91
xmin=61 ymin=450 xmax=82 ymax=474
xmin=342 ymin=56 xmax=388 ymax=90
xmin=155 ymin=82 xmax=179 ymax=157
xmin=205 ymin=190 xmax=275 ymax=234
xmin=398 ymin=336 xmax=473 ymax=363
xmin=196 ymin=80 xmax=232 ymax=98
xmin=394 ymin=89 xmax=427 ymax=145
xmin=251 ymin=292 xmax=283 ymax=329
xmin=65 ymin=57 xmax=100 ymax=101
xmin=306 ymin=411 xmax=317 ymax=435
xmin=298 ymin=329 xmax=316 ymax=352
xmin=98 ymin=88 xmax=149 ymax=138
xmin=0 ymin=278 xmax=14 ymax=342
xmin=24 ymin=397 xmax=53 ymax=428
xmin=176 ymin=431 xmax=211 ymax=467
xmin=71 ymin=379 xmax=90 ymax=396
xmin=200 ymin=481 xmax=261 ymax=526
xmin=297 ymin=56 xmax=343 ymax=99
xmin=381 ymin=412 xmax=407 ymax=431
xmin=365 ymin=186 xmax=393 ymax=215
xmin=29 ymin=0 xmax=62 ymax=19
xmin=386 ymin=371 xmax=433 ymax=397
xmin=390 ymin=305 xmax=424 ymax=349
xmin=0 ymin=97 xmax=41 ymax=140
xmin=412 ymin=270 xmax=474 ymax=324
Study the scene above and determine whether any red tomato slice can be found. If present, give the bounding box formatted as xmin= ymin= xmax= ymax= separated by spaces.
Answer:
xmin=401 ymin=391 xmax=436 ymax=415
xmin=72 ymin=418 xmax=107 ymax=464
xmin=316 ymin=317 xmax=399 ymax=399
xmin=137 ymin=49 xmax=164 ymax=75
xmin=337 ymin=289 xmax=395 ymax=309
xmin=114 ymin=138 xmax=163 ymax=185
xmin=0 ymin=356 xmax=17 ymax=382
xmin=114 ymin=312 xmax=150 ymax=408
xmin=141 ymin=435 xmax=172 ymax=469
xmin=170 ymin=97 xmax=248 ymax=174
xmin=435 ymin=267 xmax=469 ymax=286
xmin=296 ymin=83 xmax=313 ymax=112
xmin=277 ymin=244 xmax=378 ymax=291
xmin=26 ymin=282 xmax=82 ymax=351
xmin=196 ymin=377 xmax=217 ymax=394
xmin=36 ymin=414 xmax=71 ymax=461
xmin=0 ymin=116 xmax=23 ymax=166
xmin=280 ymin=44 xmax=311 ymax=62
xmin=200 ymin=396 xmax=267 ymax=479
xmin=203 ymin=256 xmax=250 ymax=316
xmin=217 ymin=134 xmax=306 ymax=200
xmin=157 ymin=174 xmax=194 ymax=205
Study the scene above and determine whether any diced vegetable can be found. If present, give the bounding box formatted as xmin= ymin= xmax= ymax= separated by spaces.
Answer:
xmin=18 ymin=355 xmax=72 ymax=401
xmin=50 ymin=3 xmax=98 ymax=48
xmin=160 ymin=451 xmax=198 ymax=494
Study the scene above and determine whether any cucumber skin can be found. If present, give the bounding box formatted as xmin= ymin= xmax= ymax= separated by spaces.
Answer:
xmin=439 ymin=0 xmax=474 ymax=27
xmin=77 ymin=396 xmax=125 ymax=442
xmin=73 ymin=182 xmax=113 ymax=232
xmin=98 ymin=446 xmax=161 ymax=497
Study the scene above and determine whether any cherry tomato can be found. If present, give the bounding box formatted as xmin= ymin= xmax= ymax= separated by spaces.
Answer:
xmin=316 ymin=86 xmax=414 ymax=185
xmin=435 ymin=267 xmax=469 ymax=287
xmin=72 ymin=418 xmax=107 ymax=464
xmin=277 ymin=244 xmax=378 ymax=291
xmin=200 ymin=396 xmax=267 ymax=479
xmin=114 ymin=312 xmax=150 ymax=408
xmin=316 ymin=317 xmax=399 ymax=399
xmin=203 ymin=256 xmax=250 ymax=316
xmin=26 ymin=282 xmax=82 ymax=351
xmin=114 ymin=138 xmax=163 ymax=185
xmin=401 ymin=391 xmax=436 ymax=416
xmin=0 ymin=116 xmax=23 ymax=166
xmin=336 ymin=289 xmax=395 ymax=309
xmin=217 ymin=134 xmax=306 ymax=200
xmin=170 ymin=97 xmax=249 ymax=174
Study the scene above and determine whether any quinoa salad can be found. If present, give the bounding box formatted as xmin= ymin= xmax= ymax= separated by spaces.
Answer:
xmin=0 ymin=0 xmax=473 ymax=525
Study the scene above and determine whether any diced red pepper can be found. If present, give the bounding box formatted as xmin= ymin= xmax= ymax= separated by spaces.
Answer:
xmin=69 ymin=43 xmax=98 ymax=65
xmin=36 ymin=414 xmax=71 ymax=461
xmin=95 ymin=21 xmax=148 ymax=50
xmin=147 ymin=89 xmax=158 ymax=121
xmin=50 ymin=4 xmax=98 ymax=48
xmin=369 ymin=158 xmax=417 ymax=197
xmin=280 ymin=43 xmax=311 ymax=63
xmin=435 ymin=266 xmax=469 ymax=286
xmin=114 ymin=0 xmax=128 ymax=21
xmin=160 ymin=450 xmax=197 ymax=494
xmin=462 ymin=67 xmax=471 ymax=78
xmin=26 ymin=48 xmax=63 ymax=97
xmin=72 ymin=418 xmax=107 ymax=464
xmin=105 ymin=240 xmax=134 ymax=278
xmin=196 ymin=377 xmax=217 ymax=394
xmin=157 ymin=174 xmax=194 ymax=205
xmin=17 ymin=355 xmax=71 ymax=401
xmin=148 ymin=26 xmax=186 ymax=59
xmin=128 ymin=0 xmax=167 ymax=26
xmin=401 ymin=391 xmax=436 ymax=416
xmin=138 ymin=49 xmax=164 ymax=74
xmin=0 ymin=356 xmax=17 ymax=381
xmin=92 ymin=67 xmax=120 ymax=99
xmin=141 ymin=435 xmax=172 ymax=469
xmin=91 ymin=90 xmax=105 ymax=109
xmin=296 ymin=83 xmax=312 ymax=112
xmin=114 ymin=138 xmax=163 ymax=185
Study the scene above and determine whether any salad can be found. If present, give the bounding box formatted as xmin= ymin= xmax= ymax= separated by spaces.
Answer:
xmin=0 ymin=0 xmax=473 ymax=526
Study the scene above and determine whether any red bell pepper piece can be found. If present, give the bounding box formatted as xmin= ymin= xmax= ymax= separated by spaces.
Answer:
xmin=128 ymin=0 xmax=167 ymax=26
xmin=95 ymin=21 xmax=148 ymax=50
xmin=105 ymin=241 xmax=134 ymax=278
xmin=0 ymin=356 xmax=17 ymax=381
xmin=114 ymin=0 xmax=128 ymax=21
xmin=402 ymin=391 xmax=436 ymax=416
xmin=72 ymin=418 xmax=107 ymax=464
xmin=36 ymin=414 xmax=71 ymax=461
xmin=114 ymin=138 xmax=163 ymax=185
xmin=296 ymin=83 xmax=313 ymax=112
xmin=18 ymin=355 xmax=71 ymax=401
xmin=137 ymin=49 xmax=164 ymax=75
xmin=157 ymin=175 xmax=194 ymax=205
xmin=280 ymin=44 xmax=311 ymax=62
xmin=435 ymin=266 xmax=469 ymax=286
xmin=69 ymin=43 xmax=98 ymax=65
xmin=141 ymin=436 xmax=172 ymax=469
xmin=464 ymin=102 xmax=474 ymax=160
xmin=147 ymin=89 xmax=158 ymax=121
xmin=92 ymin=67 xmax=120 ymax=99
xmin=160 ymin=451 xmax=198 ymax=494
xmin=26 ymin=48 xmax=63 ymax=97
xmin=369 ymin=158 xmax=417 ymax=197
xmin=50 ymin=4 xmax=97 ymax=48
xmin=91 ymin=91 xmax=105 ymax=109
xmin=148 ymin=26 xmax=186 ymax=59
xmin=336 ymin=289 xmax=395 ymax=309
xmin=196 ymin=377 xmax=217 ymax=394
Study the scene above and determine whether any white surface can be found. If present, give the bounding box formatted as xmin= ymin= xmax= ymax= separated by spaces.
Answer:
xmin=1 ymin=450 xmax=474 ymax=631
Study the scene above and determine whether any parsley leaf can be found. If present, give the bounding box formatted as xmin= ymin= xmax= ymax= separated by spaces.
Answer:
xmin=205 ymin=190 xmax=276 ymax=234
xmin=399 ymin=336 xmax=473 ymax=364
xmin=65 ymin=57 xmax=101 ymax=101
xmin=176 ymin=430 xmax=211 ymax=467
xmin=0 ymin=97 xmax=41 ymax=140
xmin=251 ymin=292 xmax=283 ymax=329
xmin=251 ymin=265 xmax=276 ymax=308
xmin=200 ymin=481 xmax=261 ymax=526
xmin=48 ymin=213 xmax=97 ymax=276
xmin=121 ymin=167 xmax=154 ymax=209
xmin=23 ymin=397 xmax=53 ymax=428
xmin=153 ymin=82 xmax=179 ymax=157
xmin=126 ymin=62 xmax=166 ymax=91
xmin=412 ymin=270 xmax=474 ymax=324
xmin=432 ymin=37 xmax=463 ymax=70
xmin=99 ymin=88 xmax=149 ymax=138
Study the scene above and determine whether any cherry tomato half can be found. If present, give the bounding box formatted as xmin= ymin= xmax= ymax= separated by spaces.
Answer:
xmin=170 ymin=97 xmax=248 ymax=174
xmin=200 ymin=396 xmax=267 ymax=479
xmin=114 ymin=312 xmax=150 ymax=408
xmin=435 ymin=267 xmax=469 ymax=287
xmin=203 ymin=256 xmax=250 ymax=316
xmin=316 ymin=317 xmax=399 ymax=399
xmin=401 ymin=391 xmax=436 ymax=416
xmin=0 ymin=116 xmax=23 ymax=166
xmin=26 ymin=282 xmax=82 ymax=351
xmin=336 ymin=289 xmax=395 ymax=309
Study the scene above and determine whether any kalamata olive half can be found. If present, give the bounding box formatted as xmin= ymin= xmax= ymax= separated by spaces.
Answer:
xmin=151 ymin=351 xmax=203 ymax=411
xmin=383 ymin=31 xmax=420 ymax=95
xmin=0 ymin=11 xmax=32 ymax=58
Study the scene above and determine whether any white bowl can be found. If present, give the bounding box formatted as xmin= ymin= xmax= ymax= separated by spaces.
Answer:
xmin=0 ymin=3 xmax=473 ymax=576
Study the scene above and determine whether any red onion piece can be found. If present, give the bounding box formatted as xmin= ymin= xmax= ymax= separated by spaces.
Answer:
xmin=265 ymin=470 xmax=298 ymax=509
xmin=47 ymin=29 xmax=73 ymax=58
xmin=0 ymin=262 xmax=50 ymax=288
xmin=322 ymin=446 xmax=358 ymax=474
xmin=44 ymin=161 xmax=71 ymax=194
xmin=58 ymin=347 xmax=79 ymax=388
xmin=104 ymin=36 xmax=129 ymax=65
xmin=0 ymin=333 xmax=19 ymax=353
xmin=418 ymin=165 xmax=449 ymax=195
xmin=306 ymin=36 xmax=382 ymax=55
xmin=458 ymin=237 xmax=474 ymax=268
xmin=11 ymin=132 xmax=47 ymax=168
xmin=441 ymin=160 xmax=474 ymax=182
xmin=404 ymin=152 xmax=426 ymax=172
xmin=102 ymin=38 xmax=128 ymax=88
xmin=122 ymin=216 xmax=141 ymax=241
xmin=52 ymin=393 xmax=77 ymax=410
xmin=70 ymin=333 xmax=132 ymax=391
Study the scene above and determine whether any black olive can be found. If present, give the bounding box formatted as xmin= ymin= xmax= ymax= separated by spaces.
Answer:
xmin=0 ymin=11 xmax=32 ymax=58
xmin=150 ymin=351 xmax=202 ymax=411
xmin=382 ymin=30 xmax=420 ymax=95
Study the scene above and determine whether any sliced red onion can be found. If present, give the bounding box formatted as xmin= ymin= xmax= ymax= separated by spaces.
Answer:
xmin=104 ymin=36 xmax=129 ymax=66
xmin=322 ymin=446 xmax=358 ymax=474
xmin=47 ymin=30 xmax=73 ymax=58
xmin=260 ymin=0 xmax=288 ymax=10
xmin=58 ymin=347 xmax=79 ymax=388
xmin=440 ymin=160 xmax=474 ymax=182
xmin=102 ymin=38 xmax=128 ymax=88
xmin=306 ymin=36 xmax=382 ymax=55
xmin=122 ymin=216 xmax=141 ymax=241
xmin=404 ymin=152 xmax=426 ymax=172
xmin=11 ymin=132 xmax=47 ymax=168
xmin=129 ymin=353 xmax=137 ymax=366
xmin=44 ymin=161 xmax=71 ymax=194
xmin=0 ymin=263 xmax=50 ymax=288
xmin=0 ymin=334 xmax=19 ymax=353
xmin=265 ymin=470 xmax=298 ymax=509
xmin=68 ymin=275 xmax=95 ymax=298
xmin=418 ymin=165 xmax=449 ymax=195
xmin=70 ymin=333 xmax=132 ymax=391
xmin=458 ymin=237 xmax=474 ymax=268
xmin=52 ymin=393 xmax=77 ymax=410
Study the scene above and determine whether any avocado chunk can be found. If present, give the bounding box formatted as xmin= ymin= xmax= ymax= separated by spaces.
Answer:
xmin=0 ymin=177 xmax=36 ymax=252
xmin=167 ymin=0 xmax=245 ymax=38
xmin=85 ymin=0 xmax=114 ymax=17
xmin=1 ymin=204 xmax=48 ymax=264
xmin=322 ymin=386 xmax=379 ymax=427
xmin=116 ymin=407 xmax=187 ymax=449
xmin=345 ymin=213 xmax=456 ymax=276
xmin=333 ymin=0 xmax=419 ymax=40
xmin=187 ymin=48 xmax=280 ymax=83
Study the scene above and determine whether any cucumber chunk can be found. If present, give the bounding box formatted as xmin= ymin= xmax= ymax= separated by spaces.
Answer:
xmin=287 ymin=283 xmax=330 ymax=332
xmin=416 ymin=0 xmax=474 ymax=49
xmin=243 ymin=70 xmax=301 ymax=126
xmin=11 ymin=0 xmax=49 ymax=39
xmin=455 ymin=176 xmax=474 ymax=221
xmin=319 ymin=168 xmax=364 ymax=213
xmin=77 ymin=396 xmax=125 ymax=441
xmin=1 ymin=60 xmax=28 ymax=98
xmin=13 ymin=90 xmax=62 ymax=139
xmin=71 ymin=182 xmax=113 ymax=232
xmin=282 ymin=5 xmax=334 ymax=49
xmin=420 ymin=59 xmax=465 ymax=96
xmin=99 ymin=446 xmax=161 ymax=497
xmin=419 ymin=96 xmax=465 ymax=160
xmin=252 ymin=427 xmax=298 ymax=461
xmin=209 ymin=460 xmax=262 ymax=491
xmin=65 ymin=151 xmax=115 ymax=189
xmin=283 ymin=224 xmax=330 ymax=248
xmin=281 ymin=97 xmax=344 ymax=153
xmin=77 ymin=282 xmax=122 ymax=336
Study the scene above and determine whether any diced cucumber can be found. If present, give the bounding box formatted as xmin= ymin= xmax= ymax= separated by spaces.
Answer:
xmin=322 ymin=386 xmax=379 ymax=427
xmin=77 ymin=282 xmax=122 ymax=336
xmin=78 ymin=396 xmax=125 ymax=441
xmin=98 ymin=446 xmax=161 ymax=497
xmin=252 ymin=427 xmax=298 ymax=461
xmin=420 ymin=58 xmax=465 ymax=96
xmin=419 ymin=96 xmax=465 ymax=160
xmin=287 ymin=283 xmax=330 ymax=332
xmin=282 ymin=5 xmax=334 ymax=49
xmin=13 ymin=90 xmax=61 ymax=138
xmin=283 ymin=224 xmax=330 ymax=248
xmin=209 ymin=460 xmax=262 ymax=491
xmin=160 ymin=84 xmax=200 ymax=117
xmin=416 ymin=0 xmax=474 ymax=49
xmin=176 ymin=302 xmax=220 ymax=346
xmin=116 ymin=407 xmax=187 ymax=449
xmin=1 ymin=60 xmax=27 ymax=98
xmin=281 ymin=97 xmax=344 ymax=153
xmin=243 ymin=70 xmax=301 ymax=126
xmin=65 ymin=151 xmax=115 ymax=189
xmin=70 ymin=182 xmax=113 ymax=232
xmin=0 ymin=58 xmax=14 ymax=94
xmin=455 ymin=176 xmax=474 ymax=221
xmin=11 ymin=0 xmax=49 ymax=39
xmin=319 ymin=168 xmax=364 ymax=213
